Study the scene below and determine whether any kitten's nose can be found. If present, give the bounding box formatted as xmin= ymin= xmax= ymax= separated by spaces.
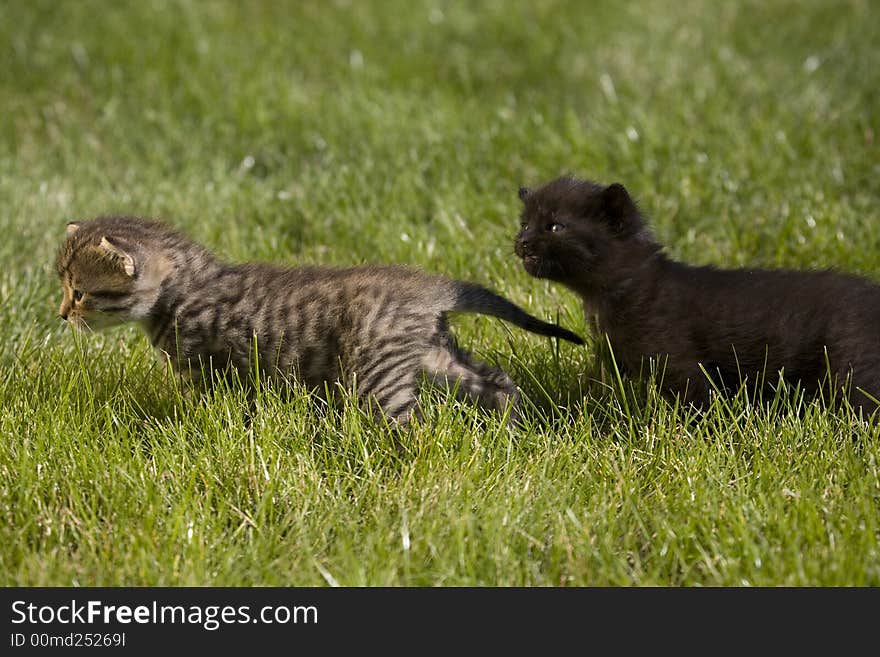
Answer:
xmin=60 ymin=311 xmax=68 ymax=321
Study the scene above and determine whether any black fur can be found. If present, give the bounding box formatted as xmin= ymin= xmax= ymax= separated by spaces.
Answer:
xmin=514 ymin=175 xmax=880 ymax=412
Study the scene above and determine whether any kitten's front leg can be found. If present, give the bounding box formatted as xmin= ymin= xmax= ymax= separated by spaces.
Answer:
xmin=155 ymin=348 xmax=199 ymax=401
xmin=678 ymin=369 xmax=711 ymax=409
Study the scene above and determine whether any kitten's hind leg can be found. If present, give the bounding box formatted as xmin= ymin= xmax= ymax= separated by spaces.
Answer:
xmin=421 ymin=343 xmax=521 ymax=425
xmin=847 ymin=366 xmax=880 ymax=418
xmin=355 ymin=360 xmax=421 ymax=425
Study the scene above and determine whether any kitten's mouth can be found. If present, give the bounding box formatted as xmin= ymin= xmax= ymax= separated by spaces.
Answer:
xmin=521 ymin=254 xmax=543 ymax=276
xmin=67 ymin=314 xmax=115 ymax=332
xmin=64 ymin=317 xmax=89 ymax=332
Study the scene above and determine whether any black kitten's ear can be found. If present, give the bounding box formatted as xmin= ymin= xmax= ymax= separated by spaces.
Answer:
xmin=518 ymin=186 xmax=532 ymax=202
xmin=66 ymin=222 xmax=82 ymax=236
xmin=600 ymin=183 xmax=637 ymax=232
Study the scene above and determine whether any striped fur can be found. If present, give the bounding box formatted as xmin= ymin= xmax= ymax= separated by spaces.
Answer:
xmin=56 ymin=216 xmax=582 ymax=423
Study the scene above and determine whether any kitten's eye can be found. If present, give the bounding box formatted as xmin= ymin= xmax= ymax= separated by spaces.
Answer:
xmin=548 ymin=223 xmax=566 ymax=233
xmin=73 ymin=289 xmax=84 ymax=302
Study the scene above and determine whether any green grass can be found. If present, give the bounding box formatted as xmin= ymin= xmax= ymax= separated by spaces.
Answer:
xmin=2 ymin=0 xmax=879 ymax=585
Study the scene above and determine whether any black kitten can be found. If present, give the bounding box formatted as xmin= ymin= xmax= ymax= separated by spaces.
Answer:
xmin=514 ymin=175 xmax=880 ymax=413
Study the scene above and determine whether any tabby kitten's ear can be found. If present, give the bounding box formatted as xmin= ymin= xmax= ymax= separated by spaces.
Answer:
xmin=600 ymin=183 xmax=638 ymax=234
xmin=66 ymin=222 xmax=81 ymax=236
xmin=518 ymin=186 xmax=532 ymax=202
xmin=98 ymin=235 xmax=137 ymax=277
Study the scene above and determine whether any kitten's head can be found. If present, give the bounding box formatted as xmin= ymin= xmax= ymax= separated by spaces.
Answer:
xmin=514 ymin=176 xmax=655 ymax=286
xmin=56 ymin=217 xmax=173 ymax=330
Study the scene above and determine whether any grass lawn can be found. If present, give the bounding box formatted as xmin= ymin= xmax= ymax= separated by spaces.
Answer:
xmin=1 ymin=0 xmax=879 ymax=586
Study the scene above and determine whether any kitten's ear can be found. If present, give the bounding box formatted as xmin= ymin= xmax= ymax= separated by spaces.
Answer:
xmin=98 ymin=236 xmax=137 ymax=277
xmin=600 ymin=183 xmax=637 ymax=232
xmin=66 ymin=222 xmax=81 ymax=236
xmin=518 ymin=186 xmax=532 ymax=202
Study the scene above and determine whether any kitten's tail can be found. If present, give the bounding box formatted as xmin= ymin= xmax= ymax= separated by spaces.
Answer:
xmin=451 ymin=281 xmax=584 ymax=345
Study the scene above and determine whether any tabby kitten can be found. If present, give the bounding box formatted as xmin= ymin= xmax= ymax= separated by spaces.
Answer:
xmin=514 ymin=175 xmax=880 ymax=412
xmin=57 ymin=216 xmax=582 ymax=423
